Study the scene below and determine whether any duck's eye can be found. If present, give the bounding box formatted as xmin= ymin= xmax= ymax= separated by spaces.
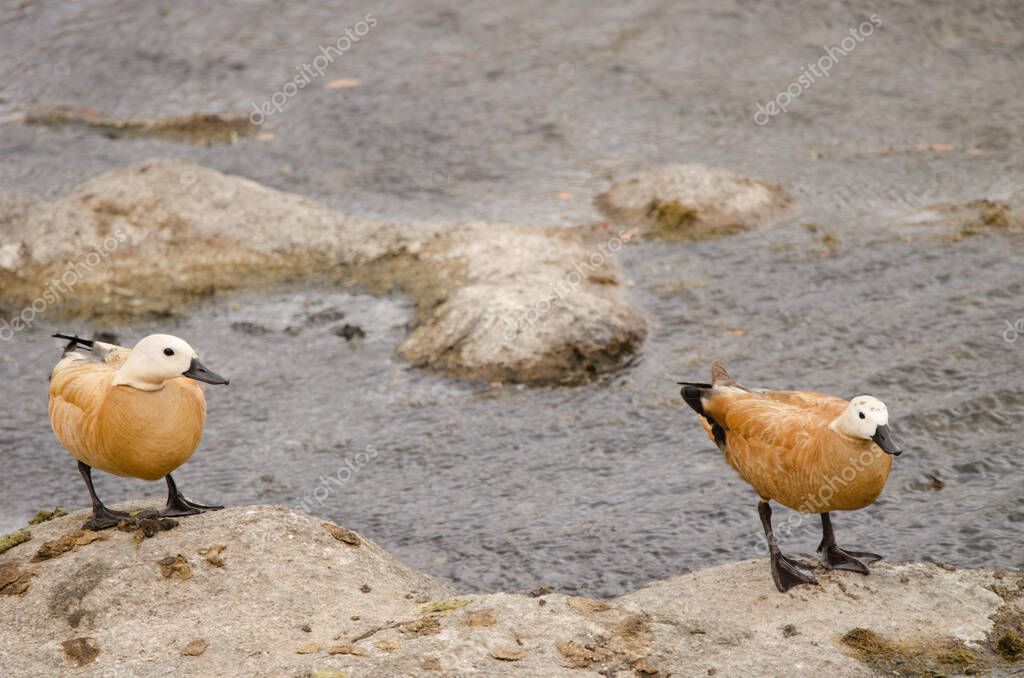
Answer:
xmin=858 ymin=412 xmax=866 ymax=419
xmin=163 ymin=348 xmax=175 ymax=356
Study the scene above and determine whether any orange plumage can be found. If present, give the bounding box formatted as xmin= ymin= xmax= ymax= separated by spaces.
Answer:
xmin=49 ymin=359 xmax=206 ymax=481
xmin=697 ymin=388 xmax=892 ymax=512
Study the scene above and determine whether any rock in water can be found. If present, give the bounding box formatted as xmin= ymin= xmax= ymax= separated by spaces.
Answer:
xmin=596 ymin=164 xmax=792 ymax=240
xmin=0 ymin=160 xmax=645 ymax=384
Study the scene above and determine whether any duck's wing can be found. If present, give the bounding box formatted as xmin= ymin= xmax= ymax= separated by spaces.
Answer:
xmin=704 ymin=391 xmax=839 ymax=454
xmin=48 ymin=359 xmax=115 ymax=462
xmin=762 ymin=389 xmax=848 ymax=414
xmin=51 ymin=334 xmax=131 ymax=378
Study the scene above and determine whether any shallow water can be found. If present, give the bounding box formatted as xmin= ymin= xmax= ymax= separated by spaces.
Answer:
xmin=2 ymin=0 xmax=1023 ymax=596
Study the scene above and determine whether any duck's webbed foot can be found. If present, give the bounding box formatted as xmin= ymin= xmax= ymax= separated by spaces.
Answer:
xmin=817 ymin=512 xmax=881 ymax=574
xmin=84 ymin=504 xmax=134 ymax=531
xmin=160 ymin=473 xmax=224 ymax=517
xmin=820 ymin=545 xmax=881 ymax=574
xmin=770 ymin=551 xmax=819 ymax=592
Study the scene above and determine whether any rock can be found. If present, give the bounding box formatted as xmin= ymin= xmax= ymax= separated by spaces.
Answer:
xmin=2 ymin=504 xmax=1020 ymax=677
xmin=1 ymin=160 xmax=644 ymax=384
xmin=895 ymin=196 xmax=1024 ymax=241
xmin=0 ymin=562 xmax=35 ymax=595
xmin=0 ymin=529 xmax=31 ymax=556
xmin=24 ymin=106 xmax=255 ymax=144
xmin=199 ymin=544 xmax=227 ymax=567
xmin=596 ymin=164 xmax=792 ymax=240
xmin=331 ymin=323 xmax=366 ymax=341
xmin=181 ymin=638 xmax=209 ymax=656
xmin=304 ymin=307 xmax=347 ymax=325
xmin=322 ymin=523 xmax=360 ymax=547
xmin=230 ymin=321 xmax=272 ymax=335
xmin=31 ymin=529 xmax=105 ymax=562
xmin=61 ymin=636 xmax=99 ymax=667
xmin=27 ymin=507 xmax=67 ymax=525
xmin=489 ymin=645 xmax=526 ymax=661
xmin=158 ymin=554 xmax=193 ymax=580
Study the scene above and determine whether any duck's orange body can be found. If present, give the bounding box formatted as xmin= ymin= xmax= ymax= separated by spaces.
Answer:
xmin=697 ymin=388 xmax=892 ymax=512
xmin=49 ymin=352 xmax=207 ymax=481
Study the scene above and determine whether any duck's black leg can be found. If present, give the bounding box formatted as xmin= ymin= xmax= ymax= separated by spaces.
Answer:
xmin=160 ymin=473 xmax=224 ymax=517
xmin=78 ymin=461 xmax=132 ymax=530
xmin=758 ymin=500 xmax=818 ymax=592
xmin=817 ymin=512 xmax=881 ymax=574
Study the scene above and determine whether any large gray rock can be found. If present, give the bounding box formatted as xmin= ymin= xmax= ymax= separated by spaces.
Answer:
xmin=1 ymin=504 xmax=1021 ymax=677
xmin=0 ymin=159 xmax=645 ymax=383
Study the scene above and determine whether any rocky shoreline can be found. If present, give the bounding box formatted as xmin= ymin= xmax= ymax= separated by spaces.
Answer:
xmin=1 ymin=504 xmax=1021 ymax=677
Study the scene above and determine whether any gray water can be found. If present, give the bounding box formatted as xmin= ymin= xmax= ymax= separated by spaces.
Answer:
xmin=1 ymin=0 xmax=1023 ymax=597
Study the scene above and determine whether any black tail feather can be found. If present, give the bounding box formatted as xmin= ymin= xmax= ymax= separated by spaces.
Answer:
xmin=52 ymin=333 xmax=94 ymax=352
xmin=678 ymin=381 xmax=712 ymax=416
xmin=677 ymin=380 xmax=728 ymax=451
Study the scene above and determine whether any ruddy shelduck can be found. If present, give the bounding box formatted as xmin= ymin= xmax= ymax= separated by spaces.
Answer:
xmin=679 ymin=361 xmax=902 ymax=592
xmin=48 ymin=333 xmax=229 ymax=529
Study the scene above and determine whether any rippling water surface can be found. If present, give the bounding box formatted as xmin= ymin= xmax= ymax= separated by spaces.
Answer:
xmin=1 ymin=0 xmax=1023 ymax=596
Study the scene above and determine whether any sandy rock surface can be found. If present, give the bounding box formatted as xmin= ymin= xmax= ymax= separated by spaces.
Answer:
xmin=0 ymin=159 xmax=644 ymax=383
xmin=2 ymin=504 xmax=1021 ymax=677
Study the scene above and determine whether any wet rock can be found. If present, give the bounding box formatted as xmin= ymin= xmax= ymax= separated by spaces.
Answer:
xmin=596 ymin=164 xmax=792 ymax=240
xmin=331 ymin=323 xmax=365 ymax=341
xmin=1 ymin=160 xmax=644 ymax=384
xmin=897 ymin=197 xmax=1024 ymax=241
xmin=24 ymin=107 xmax=255 ymax=144
xmin=304 ymin=307 xmax=346 ymax=325
xmin=62 ymin=636 xmax=100 ymax=667
xmin=230 ymin=321 xmax=272 ymax=335
xmin=181 ymin=638 xmax=209 ymax=656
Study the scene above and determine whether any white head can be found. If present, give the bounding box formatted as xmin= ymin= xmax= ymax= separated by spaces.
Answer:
xmin=832 ymin=395 xmax=902 ymax=455
xmin=112 ymin=334 xmax=229 ymax=391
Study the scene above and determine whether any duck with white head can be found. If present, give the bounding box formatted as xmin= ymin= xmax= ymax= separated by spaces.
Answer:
xmin=49 ymin=332 xmax=230 ymax=530
xmin=679 ymin=361 xmax=903 ymax=593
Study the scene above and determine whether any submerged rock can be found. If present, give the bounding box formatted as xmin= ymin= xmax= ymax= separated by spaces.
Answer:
xmin=0 ymin=504 xmax=1020 ymax=677
xmin=0 ymin=159 xmax=645 ymax=384
xmin=23 ymin=107 xmax=255 ymax=144
xmin=896 ymin=196 xmax=1024 ymax=241
xmin=596 ymin=164 xmax=792 ymax=240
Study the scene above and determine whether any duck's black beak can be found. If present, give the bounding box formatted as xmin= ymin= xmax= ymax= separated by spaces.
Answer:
xmin=182 ymin=357 xmax=230 ymax=385
xmin=872 ymin=424 xmax=901 ymax=455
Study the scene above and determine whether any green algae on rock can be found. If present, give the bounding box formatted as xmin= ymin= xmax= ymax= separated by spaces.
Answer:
xmin=0 ymin=529 xmax=31 ymax=556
